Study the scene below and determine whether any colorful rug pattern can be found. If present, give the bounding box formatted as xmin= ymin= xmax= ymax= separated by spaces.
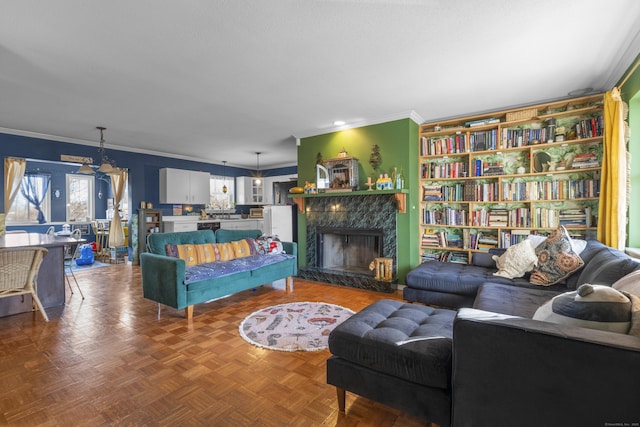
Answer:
xmin=239 ymin=302 xmax=355 ymax=352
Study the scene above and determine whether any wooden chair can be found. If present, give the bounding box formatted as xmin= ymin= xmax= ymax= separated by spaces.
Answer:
xmin=64 ymin=229 xmax=85 ymax=299
xmin=0 ymin=247 xmax=49 ymax=321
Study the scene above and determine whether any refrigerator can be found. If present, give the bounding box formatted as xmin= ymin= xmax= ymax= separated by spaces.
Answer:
xmin=262 ymin=205 xmax=296 ymax=242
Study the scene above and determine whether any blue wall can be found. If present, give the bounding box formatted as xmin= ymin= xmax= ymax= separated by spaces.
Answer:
xmin=1 ymin=132 xmax=297 ymax=220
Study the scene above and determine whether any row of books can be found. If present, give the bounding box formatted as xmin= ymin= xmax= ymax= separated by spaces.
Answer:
xmin=420 ymin=251 xmax=470 ymax=264
xmin=422 ymin=207 xmax=468 ymax=226
xmin=422 ymin=182 xmax=500 ymax=202
xmin=501 ymin=128 xmax=547 ymax=147
xmin=421 ymin=161 xmax=468 ymax=179
xmin=532 ymin=207 xmax=594 ymax=228
xmin=575 ymin=116 xmax=604 ymax=139
xmin=420 ymin=135 xmax=469 ymax=156
xmin=469 ymin=130 xmax=499 ymax=151
xmin=470 ymin=207 xmax=531 ymax=228
xmin=502 ymin=179 xmax=600 ymax=201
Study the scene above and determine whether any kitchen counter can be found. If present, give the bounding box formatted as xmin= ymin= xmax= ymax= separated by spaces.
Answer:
xmin=162 ymin=216 xmax=264 ymax=232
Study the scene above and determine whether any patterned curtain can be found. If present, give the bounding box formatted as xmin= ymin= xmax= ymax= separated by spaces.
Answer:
xmin=108 ymin=169 xmax=128 ymax=247
xmin=597 ymin=88 xmax=630 ymax=249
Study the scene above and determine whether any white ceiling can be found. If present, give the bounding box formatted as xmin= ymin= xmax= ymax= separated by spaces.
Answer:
xmin=1 ymin=0 xmax=640 ymax=169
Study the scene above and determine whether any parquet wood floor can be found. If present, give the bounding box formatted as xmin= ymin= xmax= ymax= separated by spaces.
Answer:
xmin=0 ymin=264 xmax=430 ymax=427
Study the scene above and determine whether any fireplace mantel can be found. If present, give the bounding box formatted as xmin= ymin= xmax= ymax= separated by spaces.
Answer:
xmin=289 ymin=189 xmax=407 ymax=214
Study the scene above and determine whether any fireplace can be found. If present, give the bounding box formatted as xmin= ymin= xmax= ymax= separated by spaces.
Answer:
xmin=298 ymin=193 xmax=398 ymax=292
xmin=317 ymin=227 xmax=383 ymax=275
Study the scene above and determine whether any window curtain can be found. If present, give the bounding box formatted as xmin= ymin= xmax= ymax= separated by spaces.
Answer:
xmin=20 ymin=174 xmax=51 ymax=224
xmin=108 ymin=169 xmax=127 ymax=247
xmin=4 ymin=157 xmax=27 ymax=212
xmin=597 ymin=88 xmax=630 ymax=249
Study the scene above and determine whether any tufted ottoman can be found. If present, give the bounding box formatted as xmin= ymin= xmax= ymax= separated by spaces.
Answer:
xmin=327 ymin=300 xmax=455 ymax=426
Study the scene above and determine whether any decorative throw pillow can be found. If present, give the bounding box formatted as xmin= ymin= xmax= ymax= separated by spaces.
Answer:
xmin=215 ymin=242 xmax=236 ymax=261
xmin=492 ymin=239 xmax=538 ymax=279
xmin=526 ymin=234 xmax=587 ymax=255
xmin=165 ymin=243 xmax=217 ymax=266
xmin=254 ymin=234 xmax=284 ymax=255
xmin=533 ymin=284 xmax=632 ymax=334
xmin=529 ymin=226 xmax=584 ymax=286
xmin=230 ymin=238 xmax=257 ymax=259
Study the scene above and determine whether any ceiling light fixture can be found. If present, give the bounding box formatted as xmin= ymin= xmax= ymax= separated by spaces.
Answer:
xmin=96 ymin=126 xmax=117 ymax=174
xmin=333 ymin=120 xmax=346 ymax=126
xmin=222 ymin=160 xmax=228 ymax=194
xmin=253 ymin=152 xmax=262 ymax=185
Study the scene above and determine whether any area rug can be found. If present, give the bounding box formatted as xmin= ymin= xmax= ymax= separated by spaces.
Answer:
xmin=73 ymin=261 xmax=114 ymax=271
xmin=239 ymin=301 xmax=355 ymax=352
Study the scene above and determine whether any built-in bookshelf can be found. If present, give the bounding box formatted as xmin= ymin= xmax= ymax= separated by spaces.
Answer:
xmin=418 ymin=94 xmax=603 ymax=264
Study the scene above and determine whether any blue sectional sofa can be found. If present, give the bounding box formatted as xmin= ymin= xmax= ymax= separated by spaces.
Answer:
xmin=140 ymin=229 xmax=297 ymax=319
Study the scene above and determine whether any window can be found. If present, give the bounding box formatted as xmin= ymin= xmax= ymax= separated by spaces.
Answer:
xmin=66 ymin=174 xmax=95 ymax=222
xmin=209 ymin=175 xmax=234 ymax=211
xmin=6 ymin=174 xmax=51 ymax=224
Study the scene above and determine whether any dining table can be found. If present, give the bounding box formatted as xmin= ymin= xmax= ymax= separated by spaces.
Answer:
xmin=0 ymin=232 xmax=86 ymax=318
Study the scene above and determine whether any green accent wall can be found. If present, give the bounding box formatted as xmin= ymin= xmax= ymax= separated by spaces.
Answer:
xmin=296 ymin=118 xmax=419 ymax=284
xmin=621 ymin=54 xmax=640 ymax=247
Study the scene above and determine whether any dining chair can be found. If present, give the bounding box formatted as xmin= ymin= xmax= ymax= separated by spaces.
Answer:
xmin=64 ymin=229 xmax=85 ymax=299
xmin=0 ymin=247 xmax=50 ymax=321
xmin=46 ymin=226 xmax=55 ymax=235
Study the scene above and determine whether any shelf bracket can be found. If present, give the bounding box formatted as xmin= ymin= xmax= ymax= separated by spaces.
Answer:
xmin=292 ymin=197 xmax=305 ymax=213
xmin=394 ymin=193 xmax=406 ymax=213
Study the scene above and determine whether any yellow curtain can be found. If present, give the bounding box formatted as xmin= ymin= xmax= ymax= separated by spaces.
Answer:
xmin=4 ymin=157 xmax=27 ymax=212
xmin=597 ymin=88 xmax=628 ymax=249
xmin=108 ymin=169 xmax=127 ymax=247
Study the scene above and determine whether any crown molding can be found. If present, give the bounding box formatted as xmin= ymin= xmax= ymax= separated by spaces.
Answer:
xmin=293 ymin=110 xmax=423 ymax=145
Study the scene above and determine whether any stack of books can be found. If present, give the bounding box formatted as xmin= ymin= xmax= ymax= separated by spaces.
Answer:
xmin=488 ymin=209 xmax=509 ymax=227
xmin=571 ymin=153 xmax=599 ymax=169
xmin=422 ymin=185 xmax=442 ymax=201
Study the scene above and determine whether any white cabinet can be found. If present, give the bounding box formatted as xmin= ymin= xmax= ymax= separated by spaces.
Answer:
xmin=236 ymin=176 xmax=265 ymax=204
xmin=160 ymin=168 xmax=210 ymax=204
xmin=219 ymin=219 xmax=264 ymax=231
xmin=163 ymin=221 xmax=198 ymax=232
xmin=236 ymin=174 xmax=296 ymax=205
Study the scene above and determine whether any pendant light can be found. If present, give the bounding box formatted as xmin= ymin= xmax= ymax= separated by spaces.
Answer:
xmin=96 ymin=126 xmax=117 ymax=174
xmin=253 ymin=152 xmax=262 ymax=185
xmin=222 ymin=161 xmax=228 ymax=194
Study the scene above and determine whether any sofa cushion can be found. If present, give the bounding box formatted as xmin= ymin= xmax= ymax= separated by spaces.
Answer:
xmin=184 ymin=253 xmax=296 ymax=284
xmin=147 ymin=229 xmax=216 ymax=255
xmin=492 ymin=239 xmax=538 ymax=279
xmin=405 ymin=260 xmax=531 ymax=296
xmin=473 ymin=282 xmax=562 ymax=318
xmin=569 ymin=242 xmax=640 ymax=289
xmin=533 ymin=284 xmax=632 ymax=334
xmin=328 ymin=300 xmax=456 ymax=390
xmin=215 ymin=228 xmax=262 ymax=243
xmin=530 ymin=226 xmax=584 ymax=286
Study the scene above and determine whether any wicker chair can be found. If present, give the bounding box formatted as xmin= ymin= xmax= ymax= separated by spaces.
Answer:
xmin=0 ymin=247 xmax=49 ymax=321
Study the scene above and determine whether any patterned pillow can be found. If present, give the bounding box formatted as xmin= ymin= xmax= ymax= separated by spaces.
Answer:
xmin=254 ymin=234 xmax=284 ymax=255
xmin=230 ymin=238 xmax=257 ymax=259
xmin=215 ymin=242 xmax=235 ymax=261
xmin=529 ymin=225 xmax=584 ymax=286
xmin=165 ymin=243 xmax=217 ymax=266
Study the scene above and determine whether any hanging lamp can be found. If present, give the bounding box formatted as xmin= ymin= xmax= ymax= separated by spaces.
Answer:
xmin=253 ymin=152 xmax=262 ymax=185
xmin=96 ymin=126 xmax=117 ymax=174
xmin=222 ymin=161 xmax=228 ymax=194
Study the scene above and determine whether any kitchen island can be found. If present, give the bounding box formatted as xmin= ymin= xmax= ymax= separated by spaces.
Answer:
xmin=0 ymin=232 xmax=85 ymax=318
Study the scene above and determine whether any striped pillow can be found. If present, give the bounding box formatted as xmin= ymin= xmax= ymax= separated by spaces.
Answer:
xmin=165 ymin=243 xmax=217 ymax=266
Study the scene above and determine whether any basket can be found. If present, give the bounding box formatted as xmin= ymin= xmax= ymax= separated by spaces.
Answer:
xmin=506 ymin=108 xmax=537 ymax=122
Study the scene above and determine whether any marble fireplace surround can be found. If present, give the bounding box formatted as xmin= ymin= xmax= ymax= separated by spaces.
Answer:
xmin=297 ymin=192 xmax=400 ymax=292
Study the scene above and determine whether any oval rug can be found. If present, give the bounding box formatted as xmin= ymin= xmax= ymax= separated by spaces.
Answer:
xmin=239 ymin=301 xmax=355 ymax=352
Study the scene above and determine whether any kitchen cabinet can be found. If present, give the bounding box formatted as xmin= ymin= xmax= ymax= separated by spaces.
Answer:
xmin=236 ymin=176 xmax=265 ymax=204
xmin=160 ymin=168 xmax=210 ymax=204
xmin=219 ymin=219 xmax=264 ymax=231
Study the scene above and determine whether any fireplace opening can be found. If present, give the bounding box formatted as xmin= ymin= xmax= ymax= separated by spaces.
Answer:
xmin=316 ymin=227 xmax=383 ymax=275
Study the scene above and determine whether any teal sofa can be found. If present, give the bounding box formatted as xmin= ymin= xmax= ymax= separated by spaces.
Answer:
xmin=140 ymin=229 xmax=297 ymax=319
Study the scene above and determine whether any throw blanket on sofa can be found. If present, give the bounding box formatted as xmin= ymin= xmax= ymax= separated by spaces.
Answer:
xmin=184 ymin=253 xmax=296 ymax=284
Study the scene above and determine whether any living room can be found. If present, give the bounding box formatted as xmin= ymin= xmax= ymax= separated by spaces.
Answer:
xmin=2 ymin=2 xmax=640 ymax=426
